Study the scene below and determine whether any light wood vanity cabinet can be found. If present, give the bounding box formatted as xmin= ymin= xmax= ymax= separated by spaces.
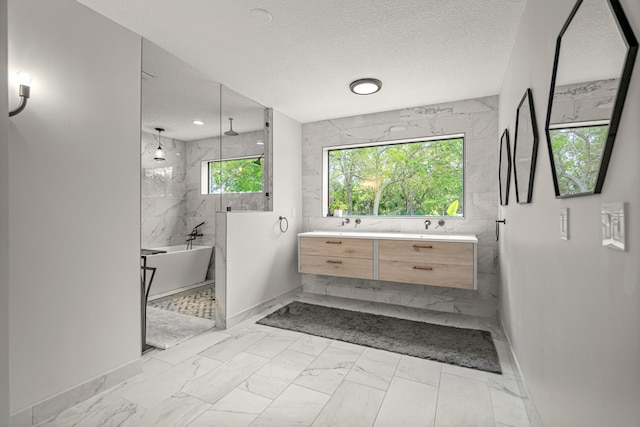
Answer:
xmin=378 ymin=240 xmax=474 ymax=289
xmin=298 ymin=232 xmax=477 ymax=289
xmin=299 ymin=237 xmax=374 ymax=280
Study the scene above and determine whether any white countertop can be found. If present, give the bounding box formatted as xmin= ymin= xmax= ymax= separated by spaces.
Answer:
xmin=298 ymin=230 xmax=478 ymax=243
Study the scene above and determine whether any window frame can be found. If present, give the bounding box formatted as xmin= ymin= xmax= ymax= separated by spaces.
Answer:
xmin=200 ymin=155 xmax=264 ymax=195
xmin=322 ymin=134 xmax=466 ymax=218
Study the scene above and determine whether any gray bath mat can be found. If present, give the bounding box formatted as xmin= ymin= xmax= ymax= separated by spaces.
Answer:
xmin=257 ymin=301 xmax=501 ymax=374
xmin=146 ymin=306 xmax=215 ymax=350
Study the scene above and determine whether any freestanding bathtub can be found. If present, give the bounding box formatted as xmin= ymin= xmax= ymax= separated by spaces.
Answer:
xmin=144 ymin=245 xmax=213 ymax=298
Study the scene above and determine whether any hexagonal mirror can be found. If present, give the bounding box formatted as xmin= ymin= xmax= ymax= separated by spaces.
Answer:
xmin=499 ymin=129 xmax=512 ymax=206
xmin=514 ymin=89 xmax=539 ymax=204
xmin=545 ymin=0 xmax=638 ymax=198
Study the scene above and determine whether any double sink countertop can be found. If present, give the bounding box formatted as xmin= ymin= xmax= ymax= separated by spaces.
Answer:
xmin=298 ymin=230 xmax=478 ymax=244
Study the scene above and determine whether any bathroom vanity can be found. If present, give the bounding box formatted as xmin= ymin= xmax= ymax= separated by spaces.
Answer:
xmin=298 ymin=231 xmax=478 ymax=289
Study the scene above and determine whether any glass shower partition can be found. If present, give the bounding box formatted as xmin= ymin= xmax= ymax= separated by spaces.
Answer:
xmin=218 ymin=85 xmax=271 ymax=212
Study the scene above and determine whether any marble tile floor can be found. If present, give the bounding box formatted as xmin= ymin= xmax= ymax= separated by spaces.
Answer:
xmin=148 ymin=286 xmax=215 ymax=320
xmin=38 ymin=293 xmax=531 ymax=427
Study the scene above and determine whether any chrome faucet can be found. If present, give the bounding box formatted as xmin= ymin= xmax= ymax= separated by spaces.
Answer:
xmin=340 ymin=218 xmax=350 ymax=227
xmin=355 ymin=218 xmax=361 ymax=228
xmin=424 ymin=220 xmax=431 ymax=229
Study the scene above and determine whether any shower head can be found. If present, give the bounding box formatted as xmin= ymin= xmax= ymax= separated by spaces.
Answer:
xmin=224 ymin=118 xmax=239 ymax=136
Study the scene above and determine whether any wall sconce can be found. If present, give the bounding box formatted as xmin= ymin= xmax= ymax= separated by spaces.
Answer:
xmin=154 ymin=127 xmax=166 ymax=162
xmin=9 ymin=72 xmax=32 ymax=117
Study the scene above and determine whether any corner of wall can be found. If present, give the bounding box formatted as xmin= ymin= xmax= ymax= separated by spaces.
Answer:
xmin=0 ymin=0 xmax=10 ymax=423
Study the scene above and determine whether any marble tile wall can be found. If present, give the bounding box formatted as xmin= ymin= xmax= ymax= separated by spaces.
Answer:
xmin=185 ymin=130 xmax=269 ymax=245
xmin=141 ymin=131 xmax=187 ymax=249
xmin=141 ymin=128 xmax=269 ymax=283
xmin=184 ymin=131 xmax=268 ymax=280
xmin=300 ymin=96 xmax=500 ymax=318
xmin=214 ymin=212 xmax=227 ymax=329
xmin=550 ymin=78 xmax=618 ymax=124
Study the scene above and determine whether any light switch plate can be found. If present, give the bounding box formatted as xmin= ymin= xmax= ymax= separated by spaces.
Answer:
xmin=602 ymin=202 xmax=626 ymax=251
xmin=560 ymin=207 xmax=569 ymax=240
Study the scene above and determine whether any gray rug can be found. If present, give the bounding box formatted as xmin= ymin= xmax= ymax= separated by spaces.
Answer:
xmin=257 ymin=301 xmax=501 ymax=374
xmin=146 ymin=306 xmax=215 ymax=350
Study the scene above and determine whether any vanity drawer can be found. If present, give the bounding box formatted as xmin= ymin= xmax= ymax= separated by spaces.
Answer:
xmin=378 ymin=240 xmax=473 ymax=266
xmin=300 ymin=237 xmax=373 ymax=259
xmin=299 ymin=254 xmax=374 ymax=279
xmin=378 ymin=260 xmax=474 ymax=289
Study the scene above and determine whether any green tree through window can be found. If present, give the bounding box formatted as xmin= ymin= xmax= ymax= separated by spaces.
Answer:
xmin=549 ymin=124 xmax=608 ymax=195
xmin=209 ymin=157 xmax=263 ymax=194
xmin=327 ymin=136 xmax=464 ymax=217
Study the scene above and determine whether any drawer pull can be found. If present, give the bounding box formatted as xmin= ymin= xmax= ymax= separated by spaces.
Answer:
xmin=326 ymin=260 xmax=343 ymax=264
xmin=325 ymin=240 xmax=343 ymax=244
xmin=412 ymin=244 xmax=433 ymax=249
xmin=413 ymin=266 xmax=433 ymax=271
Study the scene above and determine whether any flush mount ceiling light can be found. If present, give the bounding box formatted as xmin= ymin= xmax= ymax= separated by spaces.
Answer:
xmin=192 ymin=120 xmax=204 ymax=125
xmin=250 ymin=8 xmax=273 ymax=24
xmin=349 ymin=78 xmax=382 ymax=95
xmin=224 ymin=118 xmax=239 ymax=136
xmin=153 ymin=127 xmax=166 ymax=162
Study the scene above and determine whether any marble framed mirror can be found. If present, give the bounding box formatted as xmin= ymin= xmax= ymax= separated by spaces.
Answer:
xmin=545 ymin=0 xmax=638 ymax=198
xmin=513 ymin=89 xmax=539 ymax=204
xmin=499 ymin=129 xmax=512 ymax=206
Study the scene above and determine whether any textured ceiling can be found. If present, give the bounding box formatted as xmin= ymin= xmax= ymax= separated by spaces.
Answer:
xmin=556 ymin=0 xmax=628 ymax=86
xmin=77 ymin=0 xmax=527 ymax=128
xmin=142 ymin=39 xmax=266 ymax=140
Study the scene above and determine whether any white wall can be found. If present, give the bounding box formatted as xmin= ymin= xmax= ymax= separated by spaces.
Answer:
xmin=0 ymin=0 xmax=10 ymax=423
xmin=498 ymin=0 xmax=640 ymax=425
xmin=224 ymin=110 xmax=302 ymax=324
xmin=8 ymin=0 xmax=141 ymax=414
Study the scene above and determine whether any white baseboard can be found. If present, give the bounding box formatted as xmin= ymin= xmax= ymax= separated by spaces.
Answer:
xmin=11 ymin=357 xmax=142 ymax=426
xmin=498 ymin=313 xmax=544 ymax=427
xmin=225 ymin=286 xmax=302 ymax=329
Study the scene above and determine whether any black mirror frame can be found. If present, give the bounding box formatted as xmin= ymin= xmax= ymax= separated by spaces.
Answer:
xmin=499 ymin=129 xmax=512 ymax=206
xmin=513 ymin=88 xmax=539 ymax=204
xmin=544 ymin=0 xmax=638 ymax=198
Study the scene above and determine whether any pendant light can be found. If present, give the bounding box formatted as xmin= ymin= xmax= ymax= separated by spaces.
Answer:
xmin=224 ymin=118 xmax=239 ymax=136
xmin=154 ymin=127 xmax=166 ymax=162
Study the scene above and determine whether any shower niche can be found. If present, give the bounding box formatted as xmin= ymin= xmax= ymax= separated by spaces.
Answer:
xmin=141 ymin=39 xmax=273 ymax=251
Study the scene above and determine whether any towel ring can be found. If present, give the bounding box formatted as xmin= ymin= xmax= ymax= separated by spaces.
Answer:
xmin=279 ymin=216 xmax=289 ymax=233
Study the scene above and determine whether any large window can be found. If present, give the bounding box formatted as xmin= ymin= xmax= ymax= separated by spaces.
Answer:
xmin=325 ymin=135 xmax=464 ymax=217
xmin=207 ymin=156 xmax=263 ymax=194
